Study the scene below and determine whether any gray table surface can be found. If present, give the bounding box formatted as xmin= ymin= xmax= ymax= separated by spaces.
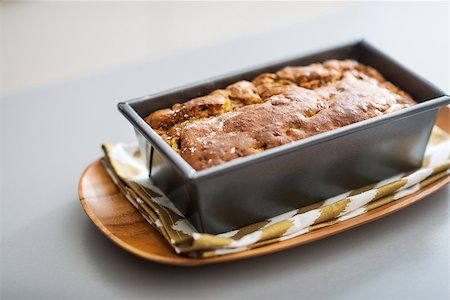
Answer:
xmin=1 ymin=3 xmax=449 ymax=300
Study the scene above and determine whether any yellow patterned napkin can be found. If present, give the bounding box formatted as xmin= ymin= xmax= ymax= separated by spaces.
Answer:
xmin=102 ymin=126 xmax=450 ymax=258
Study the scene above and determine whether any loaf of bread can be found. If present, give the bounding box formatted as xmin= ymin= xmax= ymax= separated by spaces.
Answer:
xmin=145 ymin=60 xmax=415 ymax=170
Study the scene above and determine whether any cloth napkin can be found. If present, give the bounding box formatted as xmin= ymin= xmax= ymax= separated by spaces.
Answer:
xmin=102 ymin=126 xmax=450 ymax=258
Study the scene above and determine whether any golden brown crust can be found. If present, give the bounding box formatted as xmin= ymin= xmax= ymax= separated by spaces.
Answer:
xmin=145 ymin=59 xmax=416 ymax=170
xmin=144 ymin=93 xmax=229 ymax=132
xmin=144 ymin=80 xmax=262 ymax=132
xmin=227 ymin=80 xmax=262 ymax=106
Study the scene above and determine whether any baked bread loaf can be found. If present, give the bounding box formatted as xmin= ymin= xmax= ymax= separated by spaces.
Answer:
xmin=145 ymin=60 xmax=415 ymax=170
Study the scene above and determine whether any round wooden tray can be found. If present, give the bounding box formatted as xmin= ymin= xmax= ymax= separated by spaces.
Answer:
xmin=79 ymin=163 xmax=450 ymax=267
xmin=78 ymin=108 xmax=450 ymax=266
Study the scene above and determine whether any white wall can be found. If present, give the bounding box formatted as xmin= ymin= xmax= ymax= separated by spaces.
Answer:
xmin=1 ymin=2 xmax=351 ymax=94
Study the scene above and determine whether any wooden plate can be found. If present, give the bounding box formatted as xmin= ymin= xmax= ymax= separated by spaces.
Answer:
xmin=78 ymin=107 xmax=450 ymax=266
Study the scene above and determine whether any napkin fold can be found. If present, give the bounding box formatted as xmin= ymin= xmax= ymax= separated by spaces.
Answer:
xmin=102 ymin=126 xmax=450 ymax=258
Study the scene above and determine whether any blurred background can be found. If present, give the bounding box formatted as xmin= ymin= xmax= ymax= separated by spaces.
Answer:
xmin=2 ymin=2 xmax=349 ymax=94
xmin=1 ymin=1 xmax=449 ymax=95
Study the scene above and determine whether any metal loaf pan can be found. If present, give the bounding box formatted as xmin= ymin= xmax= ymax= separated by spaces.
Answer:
xmin=118 ymin=41 xmax=449 ymax=234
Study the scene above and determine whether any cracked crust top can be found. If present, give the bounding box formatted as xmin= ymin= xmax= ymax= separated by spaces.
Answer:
xmin=144 ymin=59 xmax=415 ymax=170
